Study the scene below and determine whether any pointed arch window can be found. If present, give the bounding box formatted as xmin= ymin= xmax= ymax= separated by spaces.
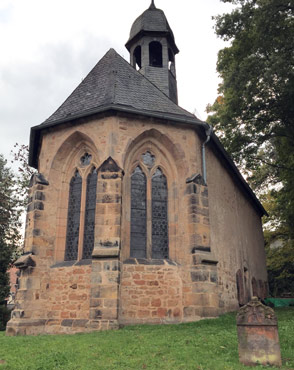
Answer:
xmin=130 ymin=152 xmax=168 ymax=259
xmin=152 ymin=168 xmax=168 ymax=259
xmin=130 ymin=166 xmax=147 ymax=258
xmin=64 ymin=153 xmax=98 ymax=261
xmin=83 ymin=167 xmax=98 ymax=259
xmin=65 ymin=170 xmax=82 ymax=261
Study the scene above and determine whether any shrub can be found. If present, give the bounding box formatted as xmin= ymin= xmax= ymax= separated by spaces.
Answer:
xmin=0 ymin=304 xmax=11 ymax=331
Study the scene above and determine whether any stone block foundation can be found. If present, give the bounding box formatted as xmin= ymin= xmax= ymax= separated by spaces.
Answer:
xmin=119 ymin=258 xmax=219 ymax=325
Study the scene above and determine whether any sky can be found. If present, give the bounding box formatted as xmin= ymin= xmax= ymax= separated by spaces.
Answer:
xmin=0 ymin=0 xmax=234 ymax=166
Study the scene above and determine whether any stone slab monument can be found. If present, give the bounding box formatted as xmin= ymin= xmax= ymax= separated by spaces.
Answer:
xmin=237 ymin=297 xmax=282 ymax=367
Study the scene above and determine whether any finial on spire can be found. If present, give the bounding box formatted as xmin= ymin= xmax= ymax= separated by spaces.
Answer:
xmin=149 ymin=0 xmax=156 ymax=9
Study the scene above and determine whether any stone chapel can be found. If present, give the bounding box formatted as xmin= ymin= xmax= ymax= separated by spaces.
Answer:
xmin=7 ymin=1 xmax=268 ymax=335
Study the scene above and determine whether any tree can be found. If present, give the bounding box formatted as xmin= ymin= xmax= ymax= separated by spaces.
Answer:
xmin=0 ymin=146 xmax=35 ymax=329
xmin=207 ymin=0 xmax=294 ymax=296
xmin=11 ymin=144 xmax=36 ymax=207
xmin=207 ymin=0 xmax=294 ymax=237
xmin=0 ymin=154 xmax=22 ymax=327
xmin=265 ymin=234 xmax=294 ymax=297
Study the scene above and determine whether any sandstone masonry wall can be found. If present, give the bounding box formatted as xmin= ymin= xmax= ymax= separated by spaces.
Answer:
xmin=120 ymin=262 xmax=182 ymax=324
xmin=7 ymin=114 xmax=267 ymax=335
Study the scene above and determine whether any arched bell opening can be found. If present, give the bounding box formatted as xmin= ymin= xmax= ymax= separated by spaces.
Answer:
xmin=133 ymin=45 xmax=142 ymax=70
xmin=149 ymin=41 xmax=163 ymax=67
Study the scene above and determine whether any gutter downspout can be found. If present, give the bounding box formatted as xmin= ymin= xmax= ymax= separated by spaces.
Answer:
xmin=201 ymin=125 xmax=213 ymax=185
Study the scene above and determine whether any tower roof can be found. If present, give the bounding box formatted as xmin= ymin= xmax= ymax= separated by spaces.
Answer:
xmin=126 ymin=2 xmax=179 ymax=53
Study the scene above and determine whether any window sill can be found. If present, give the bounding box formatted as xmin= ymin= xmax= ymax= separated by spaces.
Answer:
xmin=123 ymin=258 xmax=178 ymax=266
xmin=50 ymin=259 xmax=92 ymax=268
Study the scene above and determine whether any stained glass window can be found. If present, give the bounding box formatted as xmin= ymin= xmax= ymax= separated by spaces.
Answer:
xmin=65 ymin=170 xmax=82 ymax=261
xmin=130 ymin=154 xmax=169 ymax=260
xmin=142 ymin=151 xmax=155 ymax=169
xmin=80 ymin=153 xmax=92 ymax=167
xmin=82 ymin=167 xmax=98 ymax=259
xmin=130 ymin=166 xmax=147 ymax=258
xmin=152 ymin=168 xmax=168 ymax=259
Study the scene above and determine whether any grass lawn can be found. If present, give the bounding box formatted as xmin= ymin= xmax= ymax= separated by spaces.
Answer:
xmin=0 ymin=308 xmax=293 ymax=370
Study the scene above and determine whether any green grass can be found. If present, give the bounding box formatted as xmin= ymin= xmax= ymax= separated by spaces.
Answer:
xmin=0 ymin=308 xmax=293 ymax=369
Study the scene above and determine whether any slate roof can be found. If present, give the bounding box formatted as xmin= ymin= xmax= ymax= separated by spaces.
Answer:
xmin=42 ymin=48 xmax=195 ymax=127
xmin=125 ymin=4 xmax=178 ymax=53
xmin=29 ymin=48 xmax=266 ymax=216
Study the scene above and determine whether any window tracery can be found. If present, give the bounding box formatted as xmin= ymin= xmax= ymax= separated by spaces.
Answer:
xmin=142 ymin=151 xmax=155 ymax=169
xmin=82 ymin=167 xmax=98 ymax=259
xmin=65 ymin=170 xmax=82 ymax=261
xmin=130 ymin=166 xmax=147 ymax=258
xmin=80 ymin=152 xmax=92 ymax=167
xmin=152 ymin=168 xmax=168 ymax=259
xmin=130 ymin=152 xmax=168 ymax=259
xmin=64 ymin=153 xmax=97 ymax=261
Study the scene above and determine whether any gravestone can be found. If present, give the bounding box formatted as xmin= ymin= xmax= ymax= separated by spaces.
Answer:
xmin=237 ymin=297 xmax=282 ymax=367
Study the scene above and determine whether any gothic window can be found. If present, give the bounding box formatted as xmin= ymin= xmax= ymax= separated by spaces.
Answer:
xmin=64 ymin=153 xmax=97 ymax=261
xmin=130 ymin=167 xmax=147 ymax=258
xmin=65 ymin=170 xmax=82 ymax=261
xmin=152 ymin=168 xmax=168 ymax=259
xmin=149 ymin=41 xmax=163 ymax=67
xmin=130 ymin=151 xmax=168 ymax=259
xmin=82 ymin=167 xmax=98 ymax=259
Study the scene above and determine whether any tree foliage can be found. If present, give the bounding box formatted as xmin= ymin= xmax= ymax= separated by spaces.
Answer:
xmin=207 ymin=0 xmax=294 ymax=238
xmin=11 ymin=144 xmax=36 ymax=207
xmin=208 ymin=0 xmax=294 ymax=296
xmin=0 ymin=145 xmax=34 ymax=329
xmin=0 ymin=155 xmax=21 ymax=304
xmin=265 ymin=233 xmax=294 ymax=296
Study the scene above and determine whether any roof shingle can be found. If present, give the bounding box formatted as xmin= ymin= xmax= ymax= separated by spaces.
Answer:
xmin=42 ymin=48 xmax=194 ymax=127
xmin=128 ymin=7 xmax=175 ymax=43
xmin=125 ymin=5 xmax=178 ymax=53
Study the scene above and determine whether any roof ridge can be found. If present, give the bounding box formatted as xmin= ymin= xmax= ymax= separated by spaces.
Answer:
xmin=106 ymin=50 xmax=117 ymax=105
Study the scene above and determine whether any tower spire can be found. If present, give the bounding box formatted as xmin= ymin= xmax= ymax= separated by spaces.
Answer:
xmin=126 ymin=1 xmax=179 ymax=104
xmin=149 ymin=0 xmax=156 ymax=9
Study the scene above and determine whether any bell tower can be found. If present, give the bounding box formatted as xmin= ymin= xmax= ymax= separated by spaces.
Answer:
xmin=125 ymin=1 xmax=179 ymax=104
